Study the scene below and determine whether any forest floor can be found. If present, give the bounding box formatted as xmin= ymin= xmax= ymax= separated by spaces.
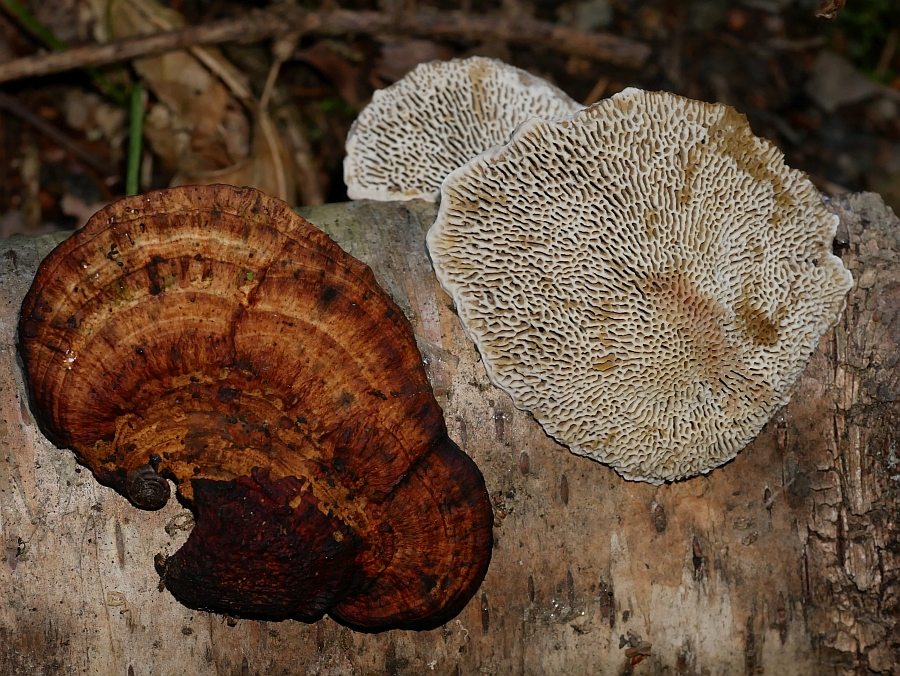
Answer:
xmin=0 ymin=0 xmax=898 ymax=238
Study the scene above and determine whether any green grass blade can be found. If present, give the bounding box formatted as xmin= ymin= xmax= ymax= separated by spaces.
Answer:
xmin=126 ymin=84 xmax=143 ymax=197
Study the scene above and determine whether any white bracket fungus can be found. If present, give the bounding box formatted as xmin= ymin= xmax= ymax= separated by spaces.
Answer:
xmin=427 ymin=88 xmax=854 ymax=484
xmin=343 ymin=56 xmax=580 ymax=202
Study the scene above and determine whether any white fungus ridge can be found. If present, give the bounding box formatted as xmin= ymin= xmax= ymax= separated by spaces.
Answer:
xmin=427 ymin=88 xmax=854 ymax=484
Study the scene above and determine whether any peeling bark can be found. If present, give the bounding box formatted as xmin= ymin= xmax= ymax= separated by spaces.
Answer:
xmin=0 ymin=194 xmax=897 ymax=675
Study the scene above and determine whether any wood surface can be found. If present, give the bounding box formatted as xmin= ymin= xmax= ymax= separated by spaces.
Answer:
xmin=0 ymin=194 xmax=897 ymax=675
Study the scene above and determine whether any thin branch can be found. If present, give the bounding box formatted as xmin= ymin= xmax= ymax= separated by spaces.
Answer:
xmin=260 ymin=33 xmax=303 ymax=204
xmin=0 ymin=16 xmax=277 ymax=85
xmin=0 ymin=8 xmax=651 ymax=85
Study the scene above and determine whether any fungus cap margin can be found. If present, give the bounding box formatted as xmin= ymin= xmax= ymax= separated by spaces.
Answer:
xmin=427 ymin=88 xmax=853 ymax=484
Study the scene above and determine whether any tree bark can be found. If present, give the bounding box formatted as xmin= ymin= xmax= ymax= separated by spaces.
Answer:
xmin=0 ymin=195 xmax=897 ymax=675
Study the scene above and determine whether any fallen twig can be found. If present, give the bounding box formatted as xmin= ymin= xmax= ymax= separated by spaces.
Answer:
xmin=0 ymin=8 xmax=651 ymax=85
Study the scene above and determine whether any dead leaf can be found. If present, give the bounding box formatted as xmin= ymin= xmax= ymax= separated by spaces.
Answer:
xmin=624 ymin=641 xmax=652 ymax=665
xmin=805 ymin=51 xmax=878 ymax=113
xmin=295 ymin=41 xmax=369 ymax=109
xmin=171 ymin=114 xmax=295 ymax=205
xmin=815 ymin=0 xmax=846 ymax=19
xmin=63 ymin=90 xmax=126 ymax=149
xmin=109 ymin=0 xmax=244 ymax=175
xmin=105 ymin=0 xmax=293 ymax=202
xmin=218 ymin=40 xmax=324 ymax=205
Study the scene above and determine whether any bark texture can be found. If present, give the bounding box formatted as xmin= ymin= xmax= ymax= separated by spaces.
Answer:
xmin=0 ymin=193 xmax=897 ymax=675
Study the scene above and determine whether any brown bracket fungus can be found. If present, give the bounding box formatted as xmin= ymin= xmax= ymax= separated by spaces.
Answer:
xmin=18 ymin=184 xmax=493 ymax=631
xmin=343 ymin=56 xmax=580 ymax=202
xmin=427 ymin=88 xmax=854 ymax=485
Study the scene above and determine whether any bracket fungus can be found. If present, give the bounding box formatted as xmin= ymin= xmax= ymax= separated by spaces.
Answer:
xmin=427 ymin=88 xmax=853 ymax=484
xmin=18 ymin=184 xmax=493 ymax=630
xmin=343 ymin=56 xmax=580 ymax=202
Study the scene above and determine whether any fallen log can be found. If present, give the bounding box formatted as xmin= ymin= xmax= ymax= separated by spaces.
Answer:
xmin=0 ymin=195 xmax=897 ymax=674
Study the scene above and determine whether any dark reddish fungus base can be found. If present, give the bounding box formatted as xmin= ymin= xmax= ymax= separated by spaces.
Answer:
xmin=18 ymin=185 xmax=492 ymax=631
xmin=156 ymin=470 xmax=367 ymax=623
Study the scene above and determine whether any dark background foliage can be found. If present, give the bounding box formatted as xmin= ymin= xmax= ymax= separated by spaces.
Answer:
xmin=0 ymin=0 xmax=898 ymax=237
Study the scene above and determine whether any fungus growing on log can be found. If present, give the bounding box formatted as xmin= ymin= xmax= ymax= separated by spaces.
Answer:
xmin=427 ymin=88 xmax=853 ymax=484
xmin=18 ymin=184 xmax=493 ymax=630
xmin=343 ymin=56 xmax=580 ymax=202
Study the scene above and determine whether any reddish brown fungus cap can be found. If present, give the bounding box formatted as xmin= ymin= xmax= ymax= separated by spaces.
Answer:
xmin=18 ymin=184 xmax=492 ymax=631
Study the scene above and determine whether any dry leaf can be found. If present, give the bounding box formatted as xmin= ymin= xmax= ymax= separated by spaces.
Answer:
xmin=171 ymin=115 xmax=294 ymax=204
xmin=295 ymin=41 xmax=369 ymax=109
xmin=106 ymin=0 xmax=293 ymax=202
xmin=815 ymin=0 xmax=847 ymax=18
xmin=63 ymin=90 xmax=126 ymax=143
xmin=109 ymin=0 xmax=246 ymax=174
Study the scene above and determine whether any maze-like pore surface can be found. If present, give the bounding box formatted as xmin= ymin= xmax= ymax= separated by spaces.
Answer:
xmin=344 ymin=56 xmax=580 ymax=202
xmin=428 ymin=88 xmax=853 ymax=484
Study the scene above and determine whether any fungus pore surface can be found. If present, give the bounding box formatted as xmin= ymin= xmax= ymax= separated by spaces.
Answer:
xmin=19 ymin=184 xmax=493 ymax=630
xmin=427 ymin=88 xmax=853 ymax=484
xmin=343 ymin=56 xmax=580 ymax=202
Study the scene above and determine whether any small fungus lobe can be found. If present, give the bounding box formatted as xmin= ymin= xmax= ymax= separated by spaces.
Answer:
xmin=19 ymin=184 xmax=493 ymax=631
xmin=427 ymin=88 xmax=853 ymax=484
xmin=343 ymin=56 xmax=580 ymax=202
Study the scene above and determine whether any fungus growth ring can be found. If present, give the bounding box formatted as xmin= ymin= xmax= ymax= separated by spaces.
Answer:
xmin=19 ymin=184 xmax=493 ymax=630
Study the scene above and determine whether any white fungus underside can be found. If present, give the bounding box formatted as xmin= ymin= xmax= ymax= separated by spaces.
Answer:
xmin=427 ymin=88 xmax=853 ymax=484
xmin=344 ymin=57 xmax=581 ymax=202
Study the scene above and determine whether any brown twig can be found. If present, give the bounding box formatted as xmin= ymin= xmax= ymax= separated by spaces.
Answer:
xmin=0 ymin=91 xmax=118 ymax=176
xmin=0 ymin=8 xmax=651 ymax=85
xmin=259 ymin=33 xmax=302 ymax=203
